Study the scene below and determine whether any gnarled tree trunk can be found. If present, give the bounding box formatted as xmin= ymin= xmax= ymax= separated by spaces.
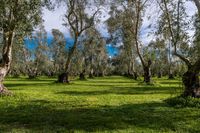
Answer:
xmin=58 ymin=63 xmax=70 ymax=83
xmin=162 ymin=0 xmax=200 ymax=98
xmin=57 ymin=37 xmax=78 ymax=83
xmin=182 ymin=71 xmax=200 ymax=97
xmin=181 ymin=0 xmax=200 ymax=98
xmin=0 ymin=31 xmax=15 ymax=95
xmin=58 ymin=72 xmax=69 ymax=83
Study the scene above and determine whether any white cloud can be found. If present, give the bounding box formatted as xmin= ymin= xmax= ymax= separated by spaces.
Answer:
xmin=140 ymin=1 xmax=160 ymax=45
xmin=42 ymin=5 xmax=70 ymax=36
xmin=42 ymin=3 xmax=111 ymax=37
xmin=185 ymin=1 xmax=196 ymax=17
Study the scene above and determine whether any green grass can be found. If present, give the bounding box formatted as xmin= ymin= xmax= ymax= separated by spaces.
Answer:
xmin=0 ymin=76 xmax=199 ymax=133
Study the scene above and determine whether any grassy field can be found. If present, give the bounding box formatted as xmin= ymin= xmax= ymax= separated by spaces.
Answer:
xmin=0 ymin=76 xmax=199 ymax=133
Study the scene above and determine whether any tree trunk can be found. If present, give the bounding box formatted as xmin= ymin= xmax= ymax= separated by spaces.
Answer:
xmin=131 ymin=61 xmax=138 ymax=80
xmin=0 ymin=30 xmax=15 ymax=95
xmin=58 ymin=72 xmax=69 ymax=83
xmin=28 ymin=75 xmax=37 ymax=79
xmin=57 ymin=71 xmax=70 ymax=83
xmin=59 ymin=57 xmax=71 ymax=83
xmin=144 ymin=66 xmax=151 ymax=83
xmin=0 ymin=68 xmax=9 ymax=94
xmin=79 ymin=70 xmax=86 ymax=80
xmin=89 ymin=69 xmax=94 ymax=78
xmin=125 ymin=69 xmax=132 ymax=78
xmin=0 ymin=68 xmax=7 ymax=93
xmin=133 ymin=72 xmax=138 ymax=80
xmin=168 ymin=73 xmax=175 ymax=79
xmin=98 ymin=73 xmax=103 ymax=77
xmin=157 ymin=71 xmax=162 ymax=78
xmin=27 ymin=68 xmax=38 ymax=79
xmin=57 ymin=37 xmax=78 ymax=83
xmin=182 ymin=71 xmax=200 ymax=98
xmin=162 ymin=0 xmax=200 ymax=98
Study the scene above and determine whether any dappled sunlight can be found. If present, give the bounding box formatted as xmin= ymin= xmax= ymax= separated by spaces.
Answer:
xmin=0 ymin=76 xmax=199 ymax=132
xmin=0 ymin=100 xmax=199 ymax=132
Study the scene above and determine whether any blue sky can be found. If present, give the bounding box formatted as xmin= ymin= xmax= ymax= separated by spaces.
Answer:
xmin=25 ymin=35 xmax=119 ymax=57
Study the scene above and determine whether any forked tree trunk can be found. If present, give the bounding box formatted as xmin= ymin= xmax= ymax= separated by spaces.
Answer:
xmin=57 ymin=37 xmax=78 ymax=83
xmin=143 ymin=66 xmax=151 ymax=83
xmin=182 ymin=70 xmax=200 ymax=97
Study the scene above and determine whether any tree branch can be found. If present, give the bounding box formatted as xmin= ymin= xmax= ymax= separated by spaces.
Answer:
xmin=79 ymin=8 xmax=100 ymax=34
xmin=163 ymin=0 xmax=192 ymax=67
xmin=134 ymin=0 xmax=146 ymax=67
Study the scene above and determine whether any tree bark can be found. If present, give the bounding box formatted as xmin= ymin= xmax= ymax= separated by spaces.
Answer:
xmin=133 ymin=72 xmax=138 ymax=80
xmin=143 ymin=66 xmax=151 ymax=83
xmin=0 ymin=31 xmax=15 ymax=95
xmin=57 ymin=36 xmax=78 ymax=83
xmin=157 ymin=71 xmax=162 ymax=78
xmin=182 ymin=70 xmax=200 ymax=97
xmin=0 ymin=68 xmax=9 ymax=94
xmin=133 ymin=1 xmax=152 ymax=83
xmin=168 ymin=73 xmax=175 ymax=79
xmin=89 ymin=69 xmax=94 ymax=78
xmin=79 ymin=70 xmax=86 ymax=80
xmin=58 ymin=72 xmax=69 ymax=83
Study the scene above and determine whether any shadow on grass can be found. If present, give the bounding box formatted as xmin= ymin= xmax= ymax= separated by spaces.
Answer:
xmin=82 ymin=80 xmax=137 ymax=84
xmin=5 ymin=78 xmax=55 ymax=82
xmin=158 ymin=81 xmax=182 ymax=85
xmin=57 ymin=86 xmax=181 ymax=96
xmin=0 ymin=101 xmax=199 ymax=132
xmin=4 ymin=82 xmax=55 ymax=88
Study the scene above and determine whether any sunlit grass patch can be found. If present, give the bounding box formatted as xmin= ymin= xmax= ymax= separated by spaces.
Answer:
xmin=0 ymin=76 xmax=199 ymax=133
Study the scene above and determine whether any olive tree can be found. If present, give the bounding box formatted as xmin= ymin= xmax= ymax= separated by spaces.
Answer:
xmin=51 ymin=29 xmax=67 ymax=75
xmin=0 ymin=0 xmax=47 ymax=94
xmin=160 ymin=0 xmax=200 ymax=97
xmin=58 ymin=0 xmax=101 ymax=83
